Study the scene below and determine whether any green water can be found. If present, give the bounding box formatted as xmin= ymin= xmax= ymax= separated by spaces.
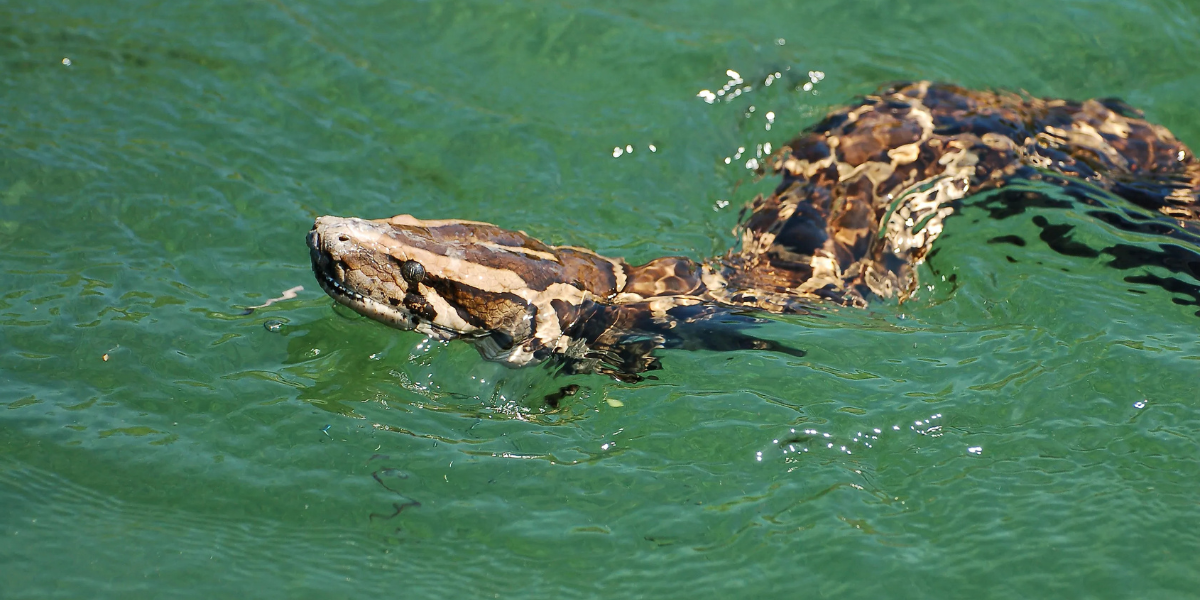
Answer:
xmin=3 ymin=0 xmax=1200 ymax=597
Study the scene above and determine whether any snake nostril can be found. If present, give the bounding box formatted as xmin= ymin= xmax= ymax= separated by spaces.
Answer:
xmin=337 ymin=234 xmax=350 ymax=242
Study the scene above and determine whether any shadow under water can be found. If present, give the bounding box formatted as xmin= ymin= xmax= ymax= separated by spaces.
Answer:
xmin=947 ymin=177 xmax=1200 ymax=315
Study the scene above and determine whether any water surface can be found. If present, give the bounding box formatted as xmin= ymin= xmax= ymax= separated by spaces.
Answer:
xmin=3 ymin=0 xmax=1199 ymax=597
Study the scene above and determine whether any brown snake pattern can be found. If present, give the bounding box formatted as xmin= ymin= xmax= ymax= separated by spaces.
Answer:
xmin=308 ymin=82 xmax=1200 ymax=380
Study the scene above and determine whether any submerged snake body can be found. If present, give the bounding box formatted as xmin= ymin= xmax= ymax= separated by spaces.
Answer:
xmin=308 ymin=82 xmax=1200 ymax=379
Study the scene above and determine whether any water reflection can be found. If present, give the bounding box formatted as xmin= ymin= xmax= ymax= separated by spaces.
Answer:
xmin=281 ymin=312 xmax=598 ymax=422
xmin=969 ymin=182 xmax=1200 ymax=316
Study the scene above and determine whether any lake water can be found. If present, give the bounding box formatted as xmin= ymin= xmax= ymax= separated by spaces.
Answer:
xmin=3 ymin=0 xmax=1199 ymax=597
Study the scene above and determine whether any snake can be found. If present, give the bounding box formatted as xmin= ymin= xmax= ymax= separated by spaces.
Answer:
xmin=307 ymin=82 xmax=1200 ymax=380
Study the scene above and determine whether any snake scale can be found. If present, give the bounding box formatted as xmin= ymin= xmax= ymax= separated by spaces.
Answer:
xmin=308 ymin=82 xmax=1200 ymax=380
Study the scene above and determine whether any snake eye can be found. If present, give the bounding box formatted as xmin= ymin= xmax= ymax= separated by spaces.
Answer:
xmin=400 ymin=260 xmax=425 ymax=284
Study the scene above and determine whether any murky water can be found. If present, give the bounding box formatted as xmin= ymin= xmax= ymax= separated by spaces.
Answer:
xmin=3 ymin=0 xmax=1199 ymax=597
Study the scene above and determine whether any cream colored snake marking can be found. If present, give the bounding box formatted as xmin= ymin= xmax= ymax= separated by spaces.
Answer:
xmin=308 ymin=82 xmax=1200 ymax=380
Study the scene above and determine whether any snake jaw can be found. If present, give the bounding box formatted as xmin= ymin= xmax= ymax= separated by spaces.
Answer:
xmin=307 ymin=218 xmax=446 ymax=336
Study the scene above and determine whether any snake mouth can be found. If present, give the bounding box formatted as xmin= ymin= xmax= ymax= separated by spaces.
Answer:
xmin=314 ymin=266 xmax=370 ymax=305
xmin=307 ymin=229 xmax=362 ymax=300
xmin=304 ymin=237 xmax=360 ymax=302
xmin=307 ymin=225 xmax=421 ymax=331
xmin=307 ymin=220 xmax=465 ymax=340
xmin=310 ymin=253 xmax=369 ymax=305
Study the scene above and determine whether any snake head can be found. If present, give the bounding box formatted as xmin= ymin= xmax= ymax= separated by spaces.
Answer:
xmin=307 ymin=214 xmax=627 ymax=367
